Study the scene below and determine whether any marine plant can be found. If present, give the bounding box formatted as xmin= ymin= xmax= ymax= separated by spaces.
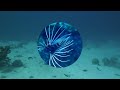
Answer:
xmin=0 ymin=46 xmax=11 ymax=67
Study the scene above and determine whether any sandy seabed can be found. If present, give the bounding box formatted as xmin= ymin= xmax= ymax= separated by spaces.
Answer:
xmin=0 ymin=40 xmax=120 ymax=79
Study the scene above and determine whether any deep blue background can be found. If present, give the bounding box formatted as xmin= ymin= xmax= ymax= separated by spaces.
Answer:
xmin=0 ymin=11 xmax=120 ymax=43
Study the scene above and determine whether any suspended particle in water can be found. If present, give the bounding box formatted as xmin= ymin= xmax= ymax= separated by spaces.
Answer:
xmin=37 ymin=22 xmax=82 ymax=68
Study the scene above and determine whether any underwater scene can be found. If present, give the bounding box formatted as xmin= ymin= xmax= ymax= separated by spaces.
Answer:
xmin=0 ymin=11 xmax=120 ymax=79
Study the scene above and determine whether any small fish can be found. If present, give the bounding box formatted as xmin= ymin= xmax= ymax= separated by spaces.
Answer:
xmin=28 ymin=57 xmax=33 ymax=60
xmin=52 ymin=76 xmax=57 ymax=78
xmin=96 ymin=67 xmax=101 ymax=71
xmin=64 ymin=74 xmax=70 ymax=77
xmin=83 ymin=69 xmax=88 ymax=72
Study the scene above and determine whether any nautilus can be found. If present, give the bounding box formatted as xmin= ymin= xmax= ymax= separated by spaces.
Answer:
xmin=37 ymin=22 xmax=82 ymax=68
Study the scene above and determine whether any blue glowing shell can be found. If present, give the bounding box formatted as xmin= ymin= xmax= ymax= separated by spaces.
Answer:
xmin=37 ymin=22 xmax=82 ymax=68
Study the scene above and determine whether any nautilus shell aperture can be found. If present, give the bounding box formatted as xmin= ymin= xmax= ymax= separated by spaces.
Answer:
xmin=37 ymin=22 xmax=82 ymax=68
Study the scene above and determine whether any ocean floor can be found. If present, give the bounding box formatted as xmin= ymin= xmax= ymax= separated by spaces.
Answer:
xmin=0 ymin=40 xmax=120 ymax=79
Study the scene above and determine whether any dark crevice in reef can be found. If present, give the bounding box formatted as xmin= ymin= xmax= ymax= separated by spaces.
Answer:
xmin=0 ymin=46 xmax=24 ymax=73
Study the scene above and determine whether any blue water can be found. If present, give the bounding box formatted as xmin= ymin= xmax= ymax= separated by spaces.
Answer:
xmin=0 ymin=11 xmax=120 ymax=79
xmin=0 ymin=11 xmax=120 ymax=43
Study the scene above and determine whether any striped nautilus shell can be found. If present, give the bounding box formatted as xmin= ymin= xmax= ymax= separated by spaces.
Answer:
xmin=37 ymin=22 xmax=82 ymax=68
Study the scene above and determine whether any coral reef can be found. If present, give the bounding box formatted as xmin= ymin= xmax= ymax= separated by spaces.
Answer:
xmin=12 ymin=60 xmax=24 ymax=67
xmin=0 ymin=46 xmax=24 ymax=73
xmin=102 ymin=56 xmax=120 ymax=69
xmin=0 ymin=46 xmax=11 ymax=67
xmin=110 ymin=57 xmax=119 ymax=66
xmin=102 ymin=57 xmax=110 ymax=66
xmin=92 ymin=58 xmax=100 ymax=66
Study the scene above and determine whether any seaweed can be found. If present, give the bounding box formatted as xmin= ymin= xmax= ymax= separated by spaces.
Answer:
xmin=0 ymin=46 xmax=24 ymax=73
